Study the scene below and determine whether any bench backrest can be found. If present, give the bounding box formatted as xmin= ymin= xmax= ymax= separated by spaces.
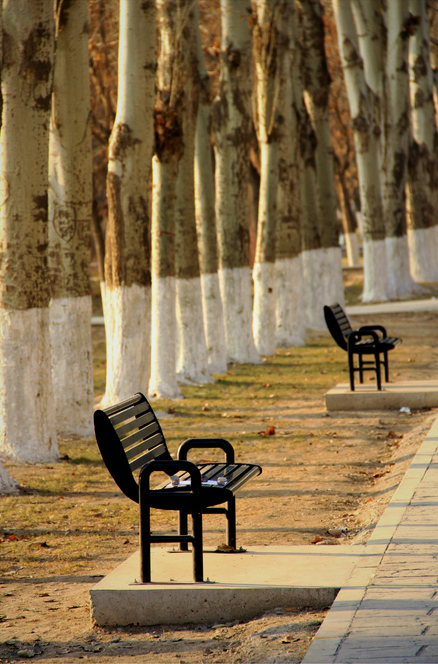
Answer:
xmin=94 ymin=392 xmax=172 ymax=503
xmin=323 ymin=303 xmax=353 ymax=351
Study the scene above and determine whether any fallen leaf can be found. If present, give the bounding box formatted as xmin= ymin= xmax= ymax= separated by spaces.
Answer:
xmin=311 ymin=535 xmax=323 ymax=544
xmin=7 ymin=535 xmax=18 ymax=541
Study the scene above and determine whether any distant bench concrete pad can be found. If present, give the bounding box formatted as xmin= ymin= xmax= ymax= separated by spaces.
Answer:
xmin=325 ymin=380 xmax=438 ymax=412
xmin=90 ymin=545 xmax=366 ymax=626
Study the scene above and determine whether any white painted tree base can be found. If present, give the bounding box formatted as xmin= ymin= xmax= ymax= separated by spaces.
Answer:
xmin=275 ymin=256 xmax=305 ymax=347
xmin=0 ymin=307 xmax=58 ymax=463
xmin=362 ymin=238 xmax=389 ymax=303
xmin=218 ymin=266 xmax=260 ymax=364
xmin=408 ymin=227 xmax=438 ymax=283
xmin=252 ymin=261 xmax=276 ymax=357
xmin=301 ymin=248 xmax=327 ymax=331
xmin=100 ymin=283 xmax=151 ymax=408
xmin=200 ymin=272 xmax=227 ymax=374
xmin=49 ymin=296 xmax=94 ymax=436
xmin=345 ymin=232 xmax=360 ymax=267
xmin=176 ymin=277 xmax=211 ymax=384
xmin=0 ymin=461 xmax=19 ymax=494
xmin=149 ymin=276 xmax=182 ymax=400
xmin=323 ymin=246 xmax=345 ymax=309
xmin=386 ymin=235 xmax=419 ymax=299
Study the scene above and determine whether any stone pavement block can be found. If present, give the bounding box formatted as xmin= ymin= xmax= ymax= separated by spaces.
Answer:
xmin=338 ymin=641 xmax=438 ymax=663
xmin=371 ymin=575 xmax=438 ymax=586
xmin=357 ymin=598 xmax=438 ymax=613
xmin=302 ymin=637 xmax=342 ymax=663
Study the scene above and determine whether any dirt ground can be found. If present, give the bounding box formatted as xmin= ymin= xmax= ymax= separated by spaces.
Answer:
xmin=1 ymin=305 xmax=438 ymax=663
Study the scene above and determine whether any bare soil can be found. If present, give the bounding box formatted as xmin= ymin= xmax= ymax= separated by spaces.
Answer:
xmin=1 ymin=304 xmax=438 ymax=664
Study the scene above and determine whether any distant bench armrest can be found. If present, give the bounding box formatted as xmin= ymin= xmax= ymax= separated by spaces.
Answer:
xmin=358 ymin=324 xmax=387 ymax=337
xmin=178 ymin=438 xmax=235 ymax=464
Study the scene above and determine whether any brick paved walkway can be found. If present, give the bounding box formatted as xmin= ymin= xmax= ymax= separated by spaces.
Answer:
xmin=303 ymin=414 xmax=438 ymax=663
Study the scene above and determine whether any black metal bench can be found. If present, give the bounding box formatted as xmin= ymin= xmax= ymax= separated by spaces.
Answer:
xmin=93 ymin=392 xmax=262 ymax=583
xmin=323 ymin=303 xmax=402 ymax=391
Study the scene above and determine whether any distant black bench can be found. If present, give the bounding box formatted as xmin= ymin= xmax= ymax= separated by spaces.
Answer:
xmin=94 ymin=392 xmax=262 ymax=583
xmin=324 ymin=303 xmax=402 ymax=391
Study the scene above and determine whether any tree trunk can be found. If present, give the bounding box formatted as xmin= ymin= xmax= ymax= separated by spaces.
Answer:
xmin=48 ymin=0 xmax=94 ymax=436
xmin=299 ymin=0 xmax=344 ymax=310
xmin=149 ymin=156 xmax=182 ymax=399
xmin=194 ymin=8 xmax=227 ymax=374
xmin=275 ymin=4 xmax=305 ymax=348
xmin=102 ymin=0 xmax=155 ymax=406
xmin=175 ymin=2 xmax=210 ymax=384
xmin=334 ymin=160 xmax=360 ymax=267
xmin=148 ymin=0 xmax=185 ymax=399
xmin=333 ymin=0 xmax=389 ymax=302
xmin=211 ymin=0 xmax=259 ymax=364
xmin=406 ymin=0 xmax=438 ymax=282
xmin=381 ymin=0 xmax=417 ymax=298
xmin=0 ymin=461 xmax=19 ymax=494
xmin=252 ymin=0 xmax=282 ymax=356
xmin=291 ymin=10 xmax=325 ymax=329
xmin=0 ymin=0 xmax=58 ymax=462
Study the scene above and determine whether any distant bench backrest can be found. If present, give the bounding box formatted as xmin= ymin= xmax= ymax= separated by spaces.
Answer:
xmin=323 ymin=303 xmax=353 ymax=352
xmin=94 ymin=392 xmax=172 ymax=503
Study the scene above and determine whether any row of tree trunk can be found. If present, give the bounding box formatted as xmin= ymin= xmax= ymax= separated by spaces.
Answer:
xmin=1 ymin=0 xmax=437 ymax=488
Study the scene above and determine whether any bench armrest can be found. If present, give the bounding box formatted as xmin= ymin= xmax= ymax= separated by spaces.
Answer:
xmin=177 ymin=438 xmax=235 ymax=464
xmin=139 ymin=459 xmax=202 ymax=494
xmin=358 ymin=324 xmax=387 ymax=337
xmin=348 ymin=329 xmax=380 ymax=346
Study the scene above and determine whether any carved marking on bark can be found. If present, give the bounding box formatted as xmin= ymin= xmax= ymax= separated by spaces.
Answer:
xmin=52 ymin=203 xmax=77 ymax=242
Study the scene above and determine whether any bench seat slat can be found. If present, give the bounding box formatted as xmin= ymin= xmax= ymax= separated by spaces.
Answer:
xmin=156 ymin=462 xmax=260 ymax=491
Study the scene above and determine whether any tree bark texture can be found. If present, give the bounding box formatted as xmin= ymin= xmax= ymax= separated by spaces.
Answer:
xmin=252 ymin=0 xmax=283 ymax=357
xmin=298 ymin=0 xmax=344 ymax=310
xmin=382 ymin=0 xmax=417 ymax=298
xmin=148 ymin=0 xmax=186 ymax=398
xmin=49 ymin=0 xmax=94 ymax=435
xmin=193 ymin=6 xmax=227 ymax=374
xmin=174 ymin=2 xmax=210 ymax=384
xmin=211 ymin=0 xmax=259 ymax=364
xmin=333 ymin=0 xmax=389 ymax=302
xmin=406 ymin=0 xmax=438 ymax=282
xmin=0 ymin=0 xmax=58 ymax=462
xmin=274 ymin=2 xmax=305 ymax=347
xmin=102 ymin=0 xmax=155 ymax=406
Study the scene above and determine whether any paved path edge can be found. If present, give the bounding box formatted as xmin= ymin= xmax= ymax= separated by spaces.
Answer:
xmin=302 ymin=412 xmax=438 ymax=663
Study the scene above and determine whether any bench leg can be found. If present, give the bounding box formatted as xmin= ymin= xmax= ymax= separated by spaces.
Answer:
xmin=348 ymin=353 xmax=355 ymax=391
xmin=358 ymin=356 xmax=365 ymax=383
xmin=178 ymin=510 xmax=189 ymax=551
xmin=226 ymin=497 xmax=236 ymax=549
xmin=383 ymin=351 xmax=389 ymax=382
xmin=375 ymin=353 xmax=382 ymax=390
xmin=192 ymin=510 xmax=204 ymax=582
xmin=139 ymin=492 xmax=152 ymax=583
